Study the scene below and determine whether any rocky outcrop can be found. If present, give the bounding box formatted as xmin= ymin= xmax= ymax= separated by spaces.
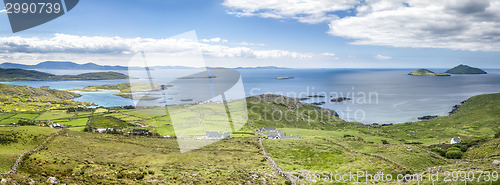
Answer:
xmin=418 ymin=115 xmax=438 ymax=120
xmin=331 ymin=97 xmax=352 ymax=103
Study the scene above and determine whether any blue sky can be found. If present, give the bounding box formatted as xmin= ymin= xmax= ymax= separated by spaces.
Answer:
xmin=1 ymin=0 xmax=500 ymax=68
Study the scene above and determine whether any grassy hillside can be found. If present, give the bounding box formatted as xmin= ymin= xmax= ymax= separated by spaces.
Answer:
xmin=0 ymin=83 xmax=92 ymax=112
xmin=0 ymin=93 xmax=499 ymax=184
xmin=380 ymin=93 xmax=500 ymax=141
xmin=0 ymin=68 xmax=128 ymax=81
xmin=247 ymin=94 xmax=352 ymax=130
xmin=8 ymin=131 xmax=285 ymax=184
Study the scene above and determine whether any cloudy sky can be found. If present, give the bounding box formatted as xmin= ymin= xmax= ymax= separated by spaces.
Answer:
xmin=0 ymin=0 xmax=500 ymax=68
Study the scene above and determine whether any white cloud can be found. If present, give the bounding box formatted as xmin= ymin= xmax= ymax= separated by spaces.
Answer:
xmin=0 ymin=9 xmax=6 ymax=13
xmin=375 ymin=54 xmax=392 ymax=60
xmin=0 ymin=34 xmax=312 ymax=62
xmin=201 ymin=37 xmax=229 ymax=43
xmin=223 ymin=0 xmax=500 ymax=51
xmin=222 ymin=0 xmax=359 ymax=24
xmin=321 ymin=52 xmax=336 ymax=57
xmin=234 ymin=41 xmax=265 ymax=46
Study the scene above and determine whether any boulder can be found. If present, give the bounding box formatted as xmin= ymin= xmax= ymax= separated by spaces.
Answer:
xmin=492 ymin=160 xmax=500 ymax=167
xmin=1 ymin=179 xmax=7 ymax=184
xmin=47 ymin=177 xmax=58 ymax=184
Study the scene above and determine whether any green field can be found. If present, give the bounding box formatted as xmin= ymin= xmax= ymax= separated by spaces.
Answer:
xmin=58 ymin=118 xmax=89 ymax=127
xmin=88 ymin=115 xmax=129 ymax=129
xmin=0 ymin=113 xmax=39 ymax=124
xmin=35 ymin=110 xmax=76 ymax=121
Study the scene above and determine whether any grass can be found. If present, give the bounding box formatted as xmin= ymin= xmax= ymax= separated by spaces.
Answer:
xmin=1 ymin=93 xmax=500 ymax=184
xmin=379 ymin=93 xmax=500 ymax=142
xmin=263 ymin=137 xmax=397 ymax=176
xmin=0 ymin=113 xmax=15 ymax=121
xmin=88 ymin=115 xmax=129 ymax=129
xmin=35 ymin=110 xmax=75 ymax=121
xmin=58 ymin=118 xmax=89 ymax=127
xmin=11 ymin=130 xmax=285 ymax=184
xmin=0 ymin=126 xmax=57 ymax=173
xmin=0 ymin=83 xmax=91 ymax=112
xmin=0 ymin=113 xmax=39 ymax=124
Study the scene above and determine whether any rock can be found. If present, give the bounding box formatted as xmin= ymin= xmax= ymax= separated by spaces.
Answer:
xmin=47 ymin=177 xmax=58 ymax=184
xmin=1 ymin=179 xmax=7 ymax=184
xmin=492 ymin=160 xmax=500 ymax=167
xmin=330 ymin=97 xmax=352 ymax=103
xmin=418 ymin=115 xmax=438 ymax=120
xmin=28 ymin=179 xmax=35 ymax=184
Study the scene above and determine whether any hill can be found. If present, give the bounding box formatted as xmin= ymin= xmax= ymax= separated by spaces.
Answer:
xmin=408 ymin=68 xmax=436 ymax=76
xmin=0 ymin=92 xmax=500 ymax=183
xmin=0 ymin=61 xmax=130 ymax=70
xmin=381 ymin=93 xmax=500 ymax=141
xmin=0 ymin=68 xmax=128 ymax=81
xmin=445 ymin=64 xmax=487 ymax=74
xmin=0 ymin=83 xmax=92 ymax=112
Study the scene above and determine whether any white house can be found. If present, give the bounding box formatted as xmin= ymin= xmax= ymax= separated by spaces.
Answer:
xmin=450 ymin=137 xmax=461 ymax=144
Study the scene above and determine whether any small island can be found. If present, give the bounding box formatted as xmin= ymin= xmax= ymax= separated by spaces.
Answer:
xmin=408 ymin=69 xmax=450 ymax=76
xmin=275 ymin=76 xmax=295 ymax=80
xmin=445 ymin=64 xmax=487 ymax=74
xmin=331 ymin=97 xmax=352 ymax=103
xmin=408 ymin=69 xmax=436 ymax=76
xmin=177 ymin=75 xmax=216 ymax=79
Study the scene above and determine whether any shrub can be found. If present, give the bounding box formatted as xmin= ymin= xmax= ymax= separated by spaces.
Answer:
xmin=431 ymin=147 xmax=446 ymax=156
xmin=445 ymin=147 xmax=463 ymax=159
xmin=343 ymin=134 xmax=354 ymax=138
xmin=381 ymin=140 xmax=389 ymax=145
xmin=452 ymin=144 xmax=468 ymax=152
xmin=495 ymin=131 xmax=500 ymax=138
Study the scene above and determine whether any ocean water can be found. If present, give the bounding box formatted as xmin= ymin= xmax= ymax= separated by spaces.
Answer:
xmin=2 ymin=68 xmax=500 ymax=124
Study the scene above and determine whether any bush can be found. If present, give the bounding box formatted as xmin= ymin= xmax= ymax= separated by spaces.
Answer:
xmin=445 ymin=147 xmax=463 ymax=159
xmin=343 ymin=134 xmax=354 ymax=138
xmin=452 ymin=144 xmax=468 ymax=152
xmin=495 ymin=131 xmax=500 ymax=138
xmin=431 ymin=147 xmax=446 ymax=156
xmin=381 ymin=140 xmax=389 ymax=145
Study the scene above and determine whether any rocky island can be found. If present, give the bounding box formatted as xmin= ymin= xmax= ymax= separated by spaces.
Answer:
xmin=445 ymin=64 xmax=487 ymax=74
xmin=331 ymin=97 xmax=352 ymax=103
xmin=275 ymin=76 xmax=295 ymax=80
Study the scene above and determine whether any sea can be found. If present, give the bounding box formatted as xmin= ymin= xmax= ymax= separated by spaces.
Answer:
xmin=2 ymin=68 xmax=500 ymax=124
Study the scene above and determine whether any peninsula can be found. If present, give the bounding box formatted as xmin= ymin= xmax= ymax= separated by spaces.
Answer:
xmin=0 ymin=68 xmax=129 ymax=81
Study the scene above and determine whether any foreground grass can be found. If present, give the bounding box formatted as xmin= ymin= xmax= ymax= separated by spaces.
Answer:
xmin=5 ymin=130 xmax=286 ymax=184
xmin=0 ymin=126 xmax=57 ymax=173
